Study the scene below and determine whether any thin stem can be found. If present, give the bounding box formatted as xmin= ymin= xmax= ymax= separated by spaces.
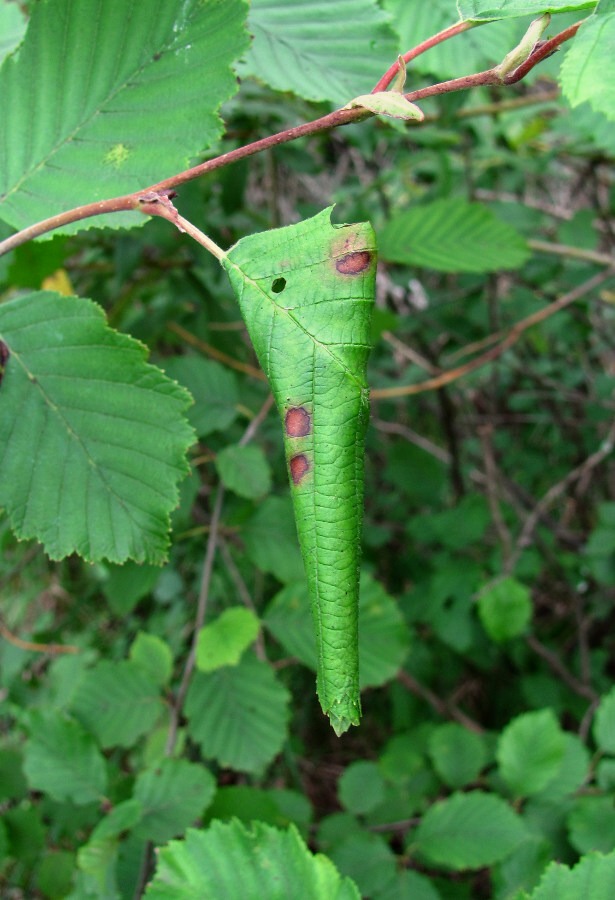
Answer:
xmin=164 ymin=484 xmax=225 ymax=757
xmin=0 ymin=617 xmax=79 ymax=655
xmin=529 ymin=238 xmax=615 ymax=268
xmin=372 ymin=21 xmax=477 ymax=92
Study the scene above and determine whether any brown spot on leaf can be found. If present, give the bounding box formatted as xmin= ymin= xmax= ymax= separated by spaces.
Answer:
xmin=289 ymin=454 xmax=310 ymax=485
xmin=0 ymin=340 xmax=9 ymax=386
xmin=335 ymin=250 xmax=372 ymax=276
xmin=285 ymin=406 xmax=311 ymax=438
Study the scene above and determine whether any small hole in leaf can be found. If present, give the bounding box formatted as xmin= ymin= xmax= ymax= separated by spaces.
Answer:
xmin=271 ymin=277 xmax=286 ymax=294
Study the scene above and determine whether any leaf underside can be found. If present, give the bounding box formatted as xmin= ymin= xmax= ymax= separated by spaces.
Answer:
xmin=223 ymin=208 xmax=376 ymax=734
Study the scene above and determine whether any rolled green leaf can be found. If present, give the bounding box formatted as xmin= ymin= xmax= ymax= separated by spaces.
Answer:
xmin=223 ymin=208 xmax=375 ymax=734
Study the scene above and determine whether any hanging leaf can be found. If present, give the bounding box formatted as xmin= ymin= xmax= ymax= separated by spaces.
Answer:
xmin=240 ymin=0 xmax=398 ymax=106
xmin=263 ymin=572 xmax=411 ymax=691
xmin=0 ymin=0 xmax=250 ymax=234
xmin=0 ymin=292 xmax=194 ymax=563
xmin=223 ymin=207 xmax=376 ymax=735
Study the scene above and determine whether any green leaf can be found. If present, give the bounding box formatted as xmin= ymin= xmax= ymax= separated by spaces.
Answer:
xmin=71 ymin=660 xmax=164 ymax=748
xmin=0 ymin=1 xmax=26 ymax=65
xmin=379 ymin=199 xmax=529 ymax=272
xmin=215 ymin=444 xmax=272 ymax=499
xmin=477 ymin=576 xmax=533 ymax=642
xmin=195 ymin=607 xmax=260 ymax=672
xmin=35 ymin=851 xmax=76 ymax=900
xmin=101 ymin=561 xmax=162 ymax=616
xmin=428 ymin=723 xmax=487 ymax=789
xmin=329 ymin=832 xmax=397 ymax=896
xmin=567 ymin=797 xmax=615 ymax=854
xmin=129 ymin=632 xmax=174 ymax=687
xmin=594 ymin=687 xmax=615 ymax=754
xmin=338 ymin=761 xmax=386 ymax=816
xmin=77 ymin=799 xmax=143 ymax=891
xmin=344 ymin=92 xmax=424 ymax=121
xmin=560 ymin=3 xmax=615 ymax=123
xmin=412 ymin=791 xmax=527 ymax=869
xmin=264 ymin=572 xmax=411 ymax=690
xmin=133 ymin=759 xmax=216 ymax=844
xmin=163 ymin=356 xmax=239 ymax=438
xmin=223 ymin=208 xmax=376 ymax=735
xmin=528 ymin=850 xmax=615 ymax=900
xmin=377 ymin=870 xmax=442 ymax=900
xmin=0 ymin=292 xmax=194 ymax=563
xmin=497 ymin=709 xmax=566 ymax=797
xmin=242 ymin=496 xmax=305 ymax=584
xmin=240 ymin=0 xmax=398 ymax=106
xmin=0 ymin=0 xmax=250 ymax=233
xmin=145 ymin=820 xmax=360 ymax=899
xmin=24 ymin=710 xmax=107 ymax=805
xmin=458 ymin=1 xmax=597 ymax=21
xmin=185 ymin=653 xmax=289 ymax=773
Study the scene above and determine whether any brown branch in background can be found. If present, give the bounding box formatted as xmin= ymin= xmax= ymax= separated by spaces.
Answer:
xmin=478 ymin=424 xmax=513 ymax=566
xmin=167 ymin=321 xmax=266 ymax=381
xmin=397 ymin=670 xmax=483 ymax=734
xmin=526 ymin=634 xmax=598 ymax=703
xmin=505 ymin=420 xmax=615 ymax=574
xmin=0 ymin=618 xmax=79 ymax=655
xmin=372 ymin=268 xmax=615 ymax=399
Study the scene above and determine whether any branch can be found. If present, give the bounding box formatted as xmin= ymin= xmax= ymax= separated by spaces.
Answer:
xmin=0 ymin=19 xmax=584 ymax=258
xmin=371 ymin=268 xmax=615 ymax=399
xmin=371 ymin=20 xmax=477 ymax=92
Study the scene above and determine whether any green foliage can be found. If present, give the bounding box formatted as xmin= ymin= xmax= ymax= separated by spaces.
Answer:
xmin=0 ymin=0 xmax=250 ymax=232
xmin=1 ymin=0 xmax=614 ymax=897
xmin=379 ymin=198 xmax=530 ymax=272
xmin=0 ymin=292 xmax=194 ymax=562
xmin=145 ymin=820 xmax=360 ymax=899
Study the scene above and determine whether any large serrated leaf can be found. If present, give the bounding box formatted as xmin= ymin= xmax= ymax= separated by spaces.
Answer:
xmin=458 ymin=0 xmax=597 ymax=20
xmin=560 ymin=2 xmax=615 ymax=123
xmin=0 ymin=0 xmax=249 ymax=234
xmin=379 ymin=198 xmax=529 ymax=272
xmin=133 ymin=759 xmax=216 ymax=844
xmin=71 ymin=660 xmax=165 ymax=747
xmin=412 ymin=791 xmax=528 ymax=869
xmin=528 ymin=850 xmax=615 ymax=899
xmin=223 ymin=207 xmax=376 ymax=735
xmin=0 ymin=292 xmax=194 ymax=563
xmin=240 ymin=0 xmax=399 ymax=106
xmin=145 ymin=820 xmax=360 ymax=899
xmin=185 ymin=653 xmax=290 ymax=774
xmin=23 ymin=710 xmax=108 ymax=805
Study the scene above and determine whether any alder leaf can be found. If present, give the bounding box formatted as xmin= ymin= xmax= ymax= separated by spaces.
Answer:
xmin=222 ymin=208 xmax=376 ymax=735
xmin=560 ymin=1 xmax=615 ymax=123
xmin=0 ymin=292 xmax=194 ymax=563
xmin=457 ymin=0 xmax=597 ymax=20
xmin=240 ymin=0 xmax=398 ymax=107
xmin=0 ymin=0 xmax=249 ymax=234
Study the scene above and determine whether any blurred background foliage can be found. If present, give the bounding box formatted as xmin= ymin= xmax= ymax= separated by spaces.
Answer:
xmin=1 ymin=1 xmax=615 ymax=897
